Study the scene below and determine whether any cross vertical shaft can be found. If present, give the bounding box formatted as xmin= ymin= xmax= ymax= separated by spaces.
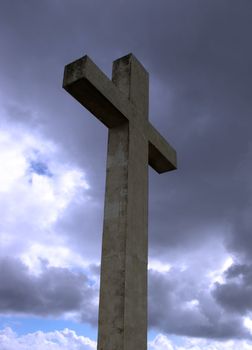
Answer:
xmin=98 ymin=56 xmax=149 ymax=350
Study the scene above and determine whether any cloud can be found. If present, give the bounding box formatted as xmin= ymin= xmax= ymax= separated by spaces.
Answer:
xmin=225 ymin=195 xmax=252 ymax=261
xmin=0 ymin=114 xmax=101 ymax=324
xmin=213 ymin=263 xmax=252 ymax=315
xmin=0 ymin=257 xmax=98 ymax=324
xmin=1 ymin=328 xmax=252 ymax=350
xmin=0 ymin=327 xmax=96 ymax=350
xmin=148 ymin=266 xmax=251 ymax=340
xmin=0 ymin=113 xmax=98 ymax=270
xmin=149 ymin=333 xmax=252 ymax=350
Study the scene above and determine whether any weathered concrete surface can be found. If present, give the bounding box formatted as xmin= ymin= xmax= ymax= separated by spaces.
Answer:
xmin=98 ymin=56 xmax=149 ymax=350
xmin=63 ymin=53 xmax=177 ymax=350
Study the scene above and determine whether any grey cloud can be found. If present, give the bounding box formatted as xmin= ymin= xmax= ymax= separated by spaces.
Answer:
xmin=0 ymin=257 xmax=98 ymax=324
xmin=226 ymin=264 xmax=252 ymax=281
xmin=213 ymin=263 xmax=252 ymax=315
xmin=148 ymin=268 xmax=251 ymax=340
xmin=54 ymin=197 xmax=105 ymax=262
xmin=2 ymin=256 xmax=250 ymax=340
xmin=225 ymin=206 xmax=252 ymax=261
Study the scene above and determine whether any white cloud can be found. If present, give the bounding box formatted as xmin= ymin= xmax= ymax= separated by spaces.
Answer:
xmin=208 ymin=256 xmax=234 ymax=286
xmin=0 ymin=115 xmax=91 ymax=273
xmin=20 ymin=243 xmax=88 ymax=275
xmin=0 ymin=132 xmax=27 ymax=192
xmin=148 ymin=259 xmax=171 ymax=273
xmin=149 ymin=334 xmax=174 ymax=350
xmin=0 ymin=327 xmax=96 ymax=350
xmin=2 ymin=329 xmax=252 ymax=350
xmin=244 ymin=317 xmax=252 ymax=334
xmin=149 ymin=333 xmax=252 ymax=350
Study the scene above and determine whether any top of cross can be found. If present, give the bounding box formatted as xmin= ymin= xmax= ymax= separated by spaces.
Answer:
xmin=63 ymin=53 xmax=177 ymax=173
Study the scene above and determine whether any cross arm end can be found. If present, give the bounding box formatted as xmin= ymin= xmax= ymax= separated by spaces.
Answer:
xmin=148 ymin=123 xmax=177 ymax=174
xmin=63 ymin=55 xmax=129 ymax=128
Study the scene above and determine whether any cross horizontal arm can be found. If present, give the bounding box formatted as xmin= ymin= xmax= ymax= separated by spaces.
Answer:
xmin=63 ymin=55 xmax=132 ymax=128
xmin=148 ymin=123 xmax=177 ymax=173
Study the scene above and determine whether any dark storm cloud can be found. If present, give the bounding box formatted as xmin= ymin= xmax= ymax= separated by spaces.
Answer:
xmin=147 ymin=0 xmax=252 ymax=255
xmin=213 ymin=263 xmax=252 ymax=314
xmin=1 ymin=0 xmax=251 ymax=256
xmin=226 ymin=208 xmax=252 ymax=260
xmin=1 ymin=0 xmax=252 ymax=341
xmin=0 ymin=257 xmax=98 ymax=324
xmin=148 ymin=269 xmax=251 ymax=340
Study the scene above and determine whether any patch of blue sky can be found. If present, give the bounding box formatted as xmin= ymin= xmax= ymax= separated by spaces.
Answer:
xmin=148 ymin=329 xmax=158 ymax=341
xmin=29 ymin=160 xmax=52 ymax=177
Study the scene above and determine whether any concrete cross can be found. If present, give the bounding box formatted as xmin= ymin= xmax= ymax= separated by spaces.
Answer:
xmin=63 ymin=54 xmax=177 ymax=350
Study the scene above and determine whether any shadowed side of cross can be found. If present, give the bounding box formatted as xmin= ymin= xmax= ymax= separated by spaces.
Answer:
xmin=63 ymin=54 xmax=177 ymax=350
xmin=63 ymin=54 xmax=176 ymax=173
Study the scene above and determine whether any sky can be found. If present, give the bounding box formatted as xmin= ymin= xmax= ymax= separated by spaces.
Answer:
xmin=0 ymin=0 xmax=252 ymax=349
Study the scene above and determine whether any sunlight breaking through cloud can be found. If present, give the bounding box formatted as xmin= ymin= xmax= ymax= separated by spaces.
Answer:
xmin=0 ymin=119 xmax=91 ymax=272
